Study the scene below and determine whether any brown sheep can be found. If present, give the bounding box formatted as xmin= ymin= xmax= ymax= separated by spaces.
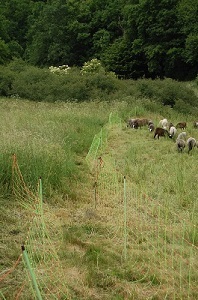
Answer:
xmin=127 ymin=119 xmax=136 ymax=128
xmin=141 ymin=118 xmax=149 ymax=126
xmin=133 ymin=118 xmax=149 ymax=129
xmin=176 ymin=122 xmax=187 ymax=130
xmin=154 ymin=127 xmax=169 ymax=139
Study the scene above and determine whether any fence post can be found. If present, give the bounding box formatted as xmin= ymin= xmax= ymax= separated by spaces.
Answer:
xmin=38 ymin=177 xmax=46 ymax=245
xmin=0 ymin=291 xmax=6 ymax=300
xmin=109 ymin=112 xmax=112 ymax=125
xmin=21 ymin=245 xmax=42 ymax=300
xmin=123 ymin=176 xmax=127 ymax=260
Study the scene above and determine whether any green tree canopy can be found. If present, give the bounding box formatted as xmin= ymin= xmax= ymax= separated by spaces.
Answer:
xmin=0 ymin=0 xmax=197 ymax=79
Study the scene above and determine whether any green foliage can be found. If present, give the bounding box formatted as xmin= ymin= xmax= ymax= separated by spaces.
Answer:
xmin=135 ymin=78 xmax=198 ymax=112
xmin=0 ymin=0 xmax=33 ymax=61
xmin=185 ymin=35 xmax=198 ymax=64
xmin=101 ymin=37 xmax=147 ymax=79
xmin=195 ymin=76 xmax=198 ymax=87
xmin=1 ymin=61 xmax=198 ymax=113
xmin=0 ymin=65 xmax=14 ymax=96
xmin=11 ymin=65 xmax=52 ymax=101
xmin=177 ymin=0 xmax=198 ymax=35
xmin=0 ymin=38 xmax=10 ymax=64
xmin=0 ymin=60 xmax=120 ymax=101
xmin=0 ymin=0 xmax=198 ymax=79
xmin=25 ymin=0 xmax=92 ymax=66
xmin=87 ymin=72 xmax=118 ymax=98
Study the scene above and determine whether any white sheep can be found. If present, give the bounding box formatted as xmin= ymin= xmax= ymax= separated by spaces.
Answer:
xmin=169 ymin=126 xmax=177 ymax=138
xmin=159 ymin=118 xmax=168 ymax=129
xmin=177 ymin=132 xmax=186 ymax=140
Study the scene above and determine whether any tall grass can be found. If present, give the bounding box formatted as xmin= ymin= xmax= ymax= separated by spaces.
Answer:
xmin=0 ymin=98 xmax=112 ymax=199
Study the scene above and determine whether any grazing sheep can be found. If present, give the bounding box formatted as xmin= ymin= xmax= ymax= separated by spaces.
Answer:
xmin=148 ymin=120 xmax=154 ymax=125
xmin=127 ymin=119 xmax=136 ymax=128
xmin=176 ymin=122 xmax=187 ymax=130
xmin=133 ymin=119 xmax=142 ymax=129
xmin=187 ymin=137 xmax=197 ymax=154
xmin=169 ymin=126 xmax=177 ymax=138
xmin=168 ymin=122 xmax=174 ymax=129
xmin=176 ymin=139 xmax=186 ymax=152
xmin=177 ymin=132 xmax=187 ymax=140
xmin=176 ymin=132 xmax=187 ymax=152
xmin=133 ymin=118 xmax=149 ymax=129
xmin=193 ymin=121 xmax=198 ymax=128
xmin=159 ymin=118 xmax=168 ymax=129
xmin=127 ymin=118 xmax=150 ymax=129
xmin=148 ymin=123 xmax=155 ymax=132
xmin=154 ymin=127 xmax=169 ymax=139
xmin=141 ymin=118 xmax=149 ymax=126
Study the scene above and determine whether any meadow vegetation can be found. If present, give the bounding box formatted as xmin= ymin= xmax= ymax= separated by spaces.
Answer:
xmin=0 ymin=75 xmax=198 ymax=299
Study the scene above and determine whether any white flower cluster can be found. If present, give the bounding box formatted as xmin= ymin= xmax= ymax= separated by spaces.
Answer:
xmin=81 ymin=58 xmax=104 ymax=75
xmin=49 ymin=64 xmax=71 ymax=75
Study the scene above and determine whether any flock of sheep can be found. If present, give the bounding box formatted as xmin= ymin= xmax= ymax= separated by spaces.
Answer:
xmin=127 ymin=117 xmax=198 ymax=154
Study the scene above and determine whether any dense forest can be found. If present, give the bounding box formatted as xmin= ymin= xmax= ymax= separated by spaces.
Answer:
xmin=0 ymin=0 xmax=198 ymax=80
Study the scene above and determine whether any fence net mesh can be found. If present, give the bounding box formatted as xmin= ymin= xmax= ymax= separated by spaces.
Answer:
xmin=1 ymin=154 xmax=70 ymax=300
xmin=1 ymin=112 xmax=197 ymax=299
xmin=85 ymin=113 xmax=198 ymax=299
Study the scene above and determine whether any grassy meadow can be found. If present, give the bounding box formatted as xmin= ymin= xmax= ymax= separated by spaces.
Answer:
xmin=0 ymin=86 xmax=198 ymax=299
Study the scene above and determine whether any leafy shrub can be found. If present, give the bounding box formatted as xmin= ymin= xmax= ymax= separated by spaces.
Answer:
xmin=86 ymin=73 xmax=118 ymax=98
xmin=8 ymin=58 xmax=28 ymax=73
xmin=174 ymin=99 xmax=197 ymax=115
xmin=195 ymin=75 xmax=198 ymax=86
xmin=136 ymin=79 xmax=155 ymax=99
xmin=0 ymin=66 xmax=14 ymax=96
xmin=80 ymin=58 xmax=105 ymax=75
xmin=11 ymin=66 xmax=52 ymax=101
xmin=0 ymin=59 xmax=30 ymax=97
xmin=0 ymin=59 xmax=197 ymax=113
xmin=65 ymin=80 xmax=90 ymax=101
xmin=154 ymin=78 xmax=197 ymax=107
xmin=135 ymin=78 xmax=197 ymax=108
xmin=8 ymin=61 xmax=118 ymax=102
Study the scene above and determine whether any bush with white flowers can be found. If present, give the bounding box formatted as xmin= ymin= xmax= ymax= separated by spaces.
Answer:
xmin=49 ymin=64 xmax=71 ymax=75
xmin=80 ymin=58 xmax=105 ymax=75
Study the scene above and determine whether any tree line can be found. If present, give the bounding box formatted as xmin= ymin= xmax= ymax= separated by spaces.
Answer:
xmin=0 ymin=0 xmax=197 ymax=80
